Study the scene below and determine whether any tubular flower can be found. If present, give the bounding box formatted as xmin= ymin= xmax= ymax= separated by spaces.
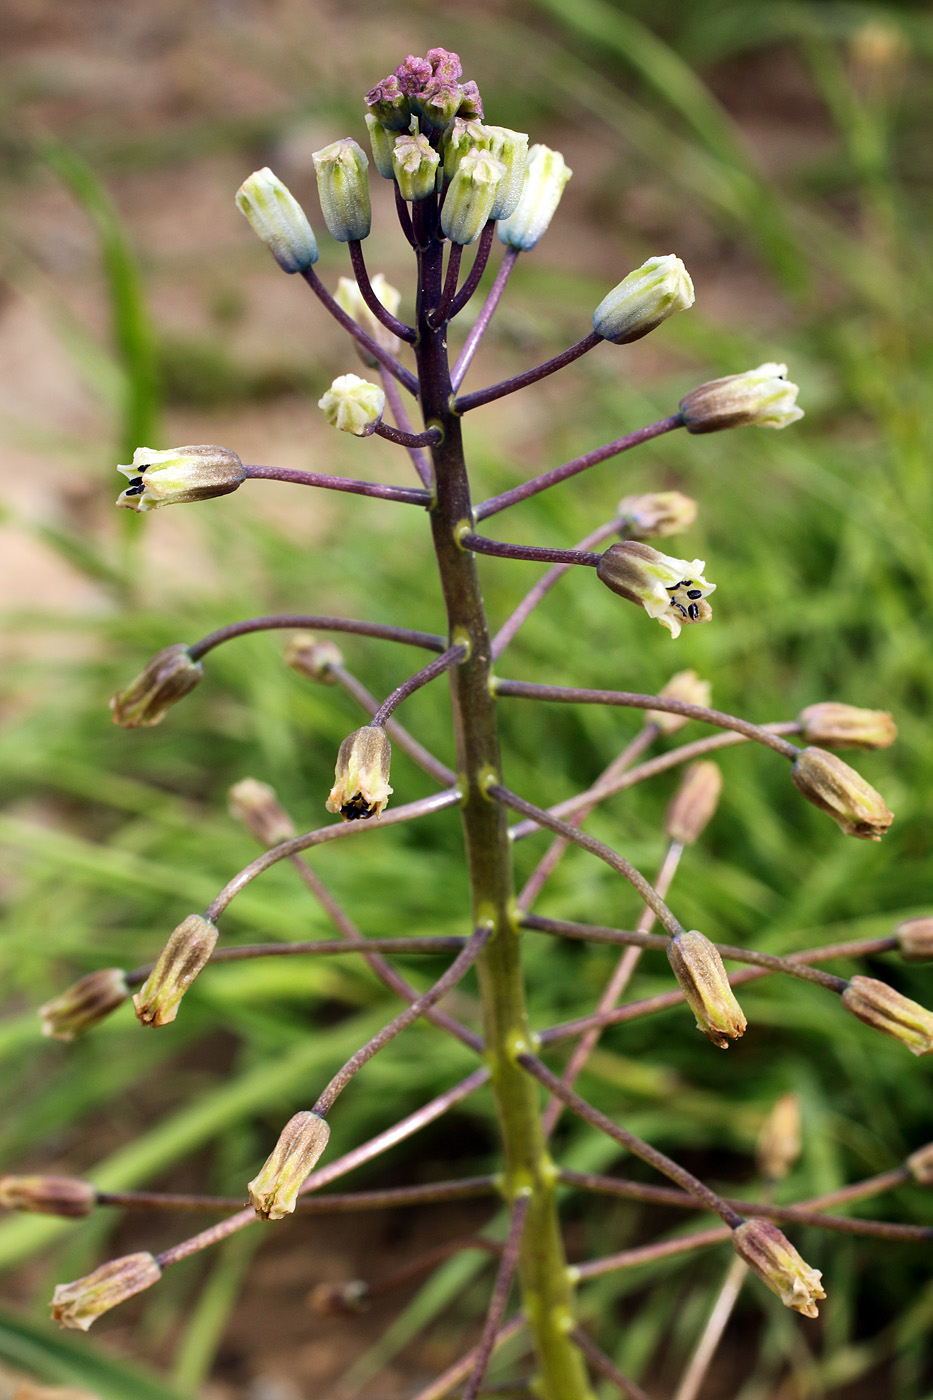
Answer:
xmin=790 ymin=746 xmax=893 ymax=840
xmin=593 ymin=255 xmax=694 ymax=345
xmin=51 ymin=1253 xmax=162 ymax=1331
xmin=732 ymin=1220 xmax=825 ymax=1318
xmin=248 ymin=1111 xmax=331 ymax=1220
xmin=440 ymin=148 xmax=506 ymax=245
xmin=235 ymin=167 xmax=318 ymax=273
xmin=497 ymin=144 xmax=572 ymax=250
xmin=597 ymin=541 xmax=715 ymax=639
xmin=680 ymin=362 xmax=803 ymax=433
xmin=312 ymin=138 xmax=372 ymax=242
xmin=841 ymin=976 xmax=933 ymax=1056
xmin=326 ymin=726 xmax=393 ymax=820
xmin=109 ymin=643 xmax=203 ymax=728
xmin=117 ymin=445 xmax=246 ymax=512
xmin=39 ymin=968 xmax=129 ymax=1040
xmin=335 ymin=272 xmax=403 ymax=364
xmin=132 ymin=914 xmax=218 ymax=1027
xmin=0 ymin=1175 xmax=96 ymax=1218
xmin=797 ymin=702 xmax=897 ymax=750
xmin=667 ymin=930 xmax=747 ymax=1048
xmin=617 ymin=491 xmax=698 ymax=541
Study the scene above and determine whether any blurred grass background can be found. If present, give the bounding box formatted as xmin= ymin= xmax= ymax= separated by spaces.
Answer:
xmin=1 ymin=0 xmax=932 ymax=1396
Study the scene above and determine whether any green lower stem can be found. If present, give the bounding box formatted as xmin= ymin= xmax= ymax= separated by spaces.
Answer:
xmin=415 ymin=220 xmax=592 ymax=1400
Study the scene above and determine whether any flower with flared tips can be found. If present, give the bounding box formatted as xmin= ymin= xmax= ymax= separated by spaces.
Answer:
xmin=790 ymin=746 xmax=893 ymax=840
xmin=235 ymin=167 xmax=319 ymax=273
xmin=593 ymin=255 xmax=694 ymax=345
xmin=50 ymin=1252 xmax=162 ymax=1330
xmin=680 ymin=362 xmax=803 ymax=432
xmin=666 ymin=930 xmax=747 ymax=1048
xmin=318 ymin=374 xmax=385 ymax=436
xmin=841 ymin=976 xmax=933 ymax=1056
xmin=132 ymin=914 xmax=218 ymax=1027
xmin=117 ymin=445 xmax=246 ymax=512
xmin=597 ymin=541 xmax=715 ymax=639
xmin=312 ymin=138 xmax=372 ymax=242
xmin=732 ymin=1219 xmax=825 ymax=1317
xmin=497 ymin=144 xmax=572 ymax=251
xmin=110 ymin=643 xmax=203 ymax=727
xmin=248 ymin=1111 xmax=331 ymax=1220
xmin=39 ymin=968 xmax=129 ymax=1040
xmin=326 ymin=726 xmax=393 ymax=821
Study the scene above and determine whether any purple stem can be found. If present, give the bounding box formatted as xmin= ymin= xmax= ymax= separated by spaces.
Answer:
xmin=522 ymin=914 xmax=850 ymax=992
xmin=188 ymin=614 xmax=447 ymax=662
xmin=155 ymin=1066 xmax=490 ymax=1268
xmin=313 ymin=926 xmax=490 ymax=1116
xmin=380 ymin=368 xmax=434 ymax=486
xmin=407 ymin=1315 xmax=527 ymax=1400
xmin=98 ymin=1175 xmax=501 ymax=1214
xmin=432 ymin=241 xmax=464 ymax=327
xmin=374 ymin=421 xmax=442 ymax=450
xmin=372 ymin=643 xmax=467 ymax=726
xmin=461 ymin=533 xmax=602 ymax=568
xmin=489 ymin=784 xmax=683 ymax=937
xmin=474 ymin=417 xmax=683 ymax=521
xmin=570 ymin=1328 xmax=654 ymax=1400
xmin=493 ymin=680 xmax=801 ymax=760
xmin=348 ymin=240 xmax=416 ymax=341
xmin=462 ymin=1196 xmax=531 ymax=1400
xmin=243 ymin=464 xmax=430 ymax=506
xmin=126 ymin=935 xmax=469 ymax=985
xmin=454 ymin=331 xmax=602 ymax=414
xmin=446 ymin=221 xmax=496 ymax=323
xmin=394 ymin=184 xmax=416 ymax=246
xmin=302 ymin=268 xmax=418 ymax=395
xmin=519 ymin=1052 xmax=743 ymax=1229
xmin=328 ymin=661 xmax=456 ymax=786
xmin=451 ymin=246 xmax=519 ymax=391
xmin=491 ymin=517 xmax=626 ymax=660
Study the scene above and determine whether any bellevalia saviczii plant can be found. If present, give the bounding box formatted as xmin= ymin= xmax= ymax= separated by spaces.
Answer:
xmin=11 ymin=44 xmax=933 ymax=1399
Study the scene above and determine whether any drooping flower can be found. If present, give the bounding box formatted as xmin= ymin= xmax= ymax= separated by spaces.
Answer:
xmin=597 ymin=541 xmax=715 ymax=638
xmin=116 ymin=445 xmax=246 ymax=512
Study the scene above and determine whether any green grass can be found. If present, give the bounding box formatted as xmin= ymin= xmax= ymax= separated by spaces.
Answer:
xmin=1 ymin=3 xmax=932 ymax=1396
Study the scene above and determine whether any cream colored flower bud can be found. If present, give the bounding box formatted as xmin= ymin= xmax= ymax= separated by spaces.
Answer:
xmin=618 ymin=491 xmax=698 ymax=541
xmin=443 ymin=121 xmax=528 ymax=220
xmin=906 ymin=1141 xmax=933 ymax=1185
xmin=797 ymin=702 xmax=897 ymax=750
xmin=228 ymin=779 xmax=296 ymax=847
xmin=732 ymin=1219 xmax=825 ymax=1318
xmin=318 ymin=374 xmax=385 ymax=436
xmin=117 ymin=444 xmax=246 ymax=512
xmin=248 ymin=1110 xmax=331 ymax=1220
xmin=756 ymin=1093 xmax=802 ymax=1181
xmin=790 ymin=746 xmax=894 ymax=840
xmin=39 ymin=968 xmax=129 ymax=1041
xmin=312 ymin=138 xmax=372 ymax=242
xmin=326 ymin=726 xmax=393 ymax=821
xmin=132 ymin=914 xmax=218 ymax=1028
xmin=392 ymin=132 xmax=441 ymax=202
xmin=895 ymin=917 xmax=933 ymax=963
xmin=841 ymin=975 xmax=933 ymax=1056
xmin=593 ymin=255 xmax=694 ymax=345
xmin=646 ymin=670 xmax=712 ymax=735
xmin=364 ymin=113 xmax=397 ymax=179
xmin=497 ymin=144 xmax=572 ymax=251
xmin=335 ymin=273 xmax=402 ymax=366
xmin=235 ymin=167 xmax=319 ymax=273
xmin=0 ymin=1174 xmax=95 ymax=1218
xmin=50 ymin=1252 xmax=162 ymax=1330
xmin=284 ymin=631 xmax=343 ymax=682
xmin=680 ymin=362 xmax=803 ymax=433
xmin=667 ymin=930 xmax=747 ymax=1048
xmin=664 ymin=762 xmax=722 ymax=845
xmin=109 ymin=643 xmax=203 ymax=728
xmin=441 ymin=148 xmax=506 ymax=245
xmin=597 ymin=541 xmax=715 ymax=639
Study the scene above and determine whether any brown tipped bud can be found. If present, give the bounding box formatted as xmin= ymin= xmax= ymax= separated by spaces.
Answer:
xmin=0 ymin=1174 xmax=96 ymax=1218
xmin=664 ymin=762 xmax=722 ymax=845
xmin=50 ymin=1252 xmax=162 ymax=1331
xmin=285 ymin=631 xmax=343 ymax=682
xmin=906 ymin=1141 xmax=933 ymax=1185
xmin=895 ymin=917 xmax=933 ymax=963
xmin=841 ymin=976 xmax=933 ymax=1056
xmin=117 ymin=444 xmax=246 ymax=512
xmin=309 ymin=1279 xmax=370 ymax=1317
xmin=39 ymin=968 xmax=129 ymax=1041
xmin=597 ymin=541 xmax=715 ymax=640
xmin=132 ymin=914 xmax=218 ymax=1028
xmin=679 ymin=363 xmax=803 ymax=433
xmin=790 ymin=746 xmax=893 ymax=840
xmin=326 ymin=725 xmax=393 ymax=821
xmin=667 ymin=930 xmax=747 ymax=1049
xmin=646 ymin=670 xmax=712 ymax=735
xmin=797 ymin=703 xmax=897 ymax=751
xmin=617 ymin=491 xmax=698 ymax=541
xmin=732 ymin=1219 xmax=825 ymax=1318
xmin=110 ymin=644 xmax=203 ymax=728
xmin=756 ymin=1093 xmax=802 ymax=1181
xmin=248 ymin=1111 xmax=331 ymax=1220
xmin=228 ymin=779 xmax=297 ymax=847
